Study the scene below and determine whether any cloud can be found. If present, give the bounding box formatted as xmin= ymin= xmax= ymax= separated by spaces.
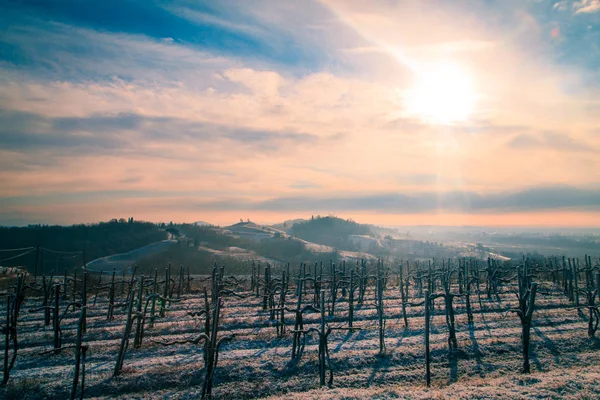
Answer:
xmin=339 ymin=46 xmax=383 ymax=54
xmin=1 ymin=0 xmax=600 ymax=225
xmin=574 ymin=0 xmax=600 ymax=14
xmin=290 ymin=181 xmax=322 ymax=189
xmin=163 ymin=5 xmax=267 ymax=37
xmin=507 ymin=130 xmax=595 ymax=152
xmin=186 ymin=185 xmax=600 ymax=213
xmin=340 ymin=40 xmax=498 ymax=57
xmin=0 ymin=109 xmax=323 ymax=155
xmin=397 ymin=174 xmax=454 ymax=186
xmin=508 ymin=133 xmax=542 ymax=148
xmin=221 ymin=68 xmax=284 ymax=97
xmin=554 ymin=1 xmax=570 ymax=12
xmin=407 ymin=40 xmax=498 ymax=54
xmin=0 ymin=109 xmax=124 ymax=151
xmin=119 ymin=176 xmax=144 ymax=184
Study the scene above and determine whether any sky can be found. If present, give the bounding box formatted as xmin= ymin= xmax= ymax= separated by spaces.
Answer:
xmin=0 ymin=0 xmax=599 ymax=227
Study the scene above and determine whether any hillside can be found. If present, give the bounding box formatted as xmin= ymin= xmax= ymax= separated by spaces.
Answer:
xmin=142 ymin=222 xmax=332 ymax=270
xmin=287 ymin=216 xmax=373 ymax=249
xmin=0 ymin=219 xmax=167 ymax=272
xmin=0 ymin=217 xmax=520 ymax=278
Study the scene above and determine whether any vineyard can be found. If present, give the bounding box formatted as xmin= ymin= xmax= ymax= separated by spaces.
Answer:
xmin=2 ymin=255 xmax=600 ymax=399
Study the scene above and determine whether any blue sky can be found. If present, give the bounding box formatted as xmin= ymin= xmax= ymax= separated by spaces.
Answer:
xmin=1 ymin=0 xmax=599 ymax=226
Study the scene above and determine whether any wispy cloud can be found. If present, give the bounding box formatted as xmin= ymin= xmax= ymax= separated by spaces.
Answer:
xmin=164 ymin=6 xmax=266 ymax=37
xmin=290 ymin=181 xmax=322 ymax=190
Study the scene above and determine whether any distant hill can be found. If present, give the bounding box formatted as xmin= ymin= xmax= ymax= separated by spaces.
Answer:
xmin=193 ymin=221 xmax=213 ymax=226
xmin=288 ymin=216 xmax=373 ymax=249
xmin=227 ymin=221 xmax=259 ymax=229
xmin=271 ymin=218 xmax=307 ymax=230
xmin=224 ymin=221 xmax=274 ymax=240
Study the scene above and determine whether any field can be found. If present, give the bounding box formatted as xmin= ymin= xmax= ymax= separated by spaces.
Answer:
xmin=2 ymin=262 xmax=600 ymax=400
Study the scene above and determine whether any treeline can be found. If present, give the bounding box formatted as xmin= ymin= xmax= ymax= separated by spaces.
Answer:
xmin=0 ymin=220 xmax=166 ymax=272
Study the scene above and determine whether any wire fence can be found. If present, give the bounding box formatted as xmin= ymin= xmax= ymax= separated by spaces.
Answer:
xmin=0 ymin=246 xmax=84 ymax=277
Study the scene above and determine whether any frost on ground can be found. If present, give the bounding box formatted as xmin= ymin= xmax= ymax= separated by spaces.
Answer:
xmin=2 ymin=276 xmax=600 ymax=399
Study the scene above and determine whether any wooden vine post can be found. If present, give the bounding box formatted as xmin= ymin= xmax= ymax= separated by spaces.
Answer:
xmin=399 ymin=263 xmax=408 ymax=327
xmin=348 ymin=270 xmax=355 ymax=328
xmin=81 ymin=272 xmax=87 ymax=334
xmin=70 ymin=302 xmax=87 ymax=400
xmin=114 ymin=287 xmax=136 ymax=377
xmin=318 ymin=289 xmax=327 ymax=386
xmin=424 ymin=290 xmax=431 ymax=387
xmin=2 ymin=295 xmax=13 ymax=386
xmin=107 ymin=268 xmax=116 ymax=321
xmin=292 ymin=289 xmax=357 ymax=388
xmin=154 ymin=296 xmax=233 ymax=399
xmin=133 ymin=276 xmax=145 ymax=348
xmin=202 ymin=297 xmax=233 ymax=399
xmin=53 ymin=285 xmax=61 ymax=352
xmin=150 ymin=268 xmax=158 ymax=327
xmin=510 ymin=264 xmax=538 ymax=374
xmin=464 ymin=259 xmax=474 ymax=324
xmin=581 ymin=271 xmax=600 ymax=337
xmin=376 ymin=260 xmax=386 ymax=355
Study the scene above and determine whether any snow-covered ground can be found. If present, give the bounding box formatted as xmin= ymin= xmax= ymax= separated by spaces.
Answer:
xmin=85 ymin=239 xmax=177 ymax=273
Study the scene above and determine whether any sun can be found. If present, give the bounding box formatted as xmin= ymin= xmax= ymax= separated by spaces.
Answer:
xmin=404 ymin=61 xmax=477 ymax=124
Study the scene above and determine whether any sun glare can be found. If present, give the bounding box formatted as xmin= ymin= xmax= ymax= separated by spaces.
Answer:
xmin=404 ymin=61 xmax=477 ymax=124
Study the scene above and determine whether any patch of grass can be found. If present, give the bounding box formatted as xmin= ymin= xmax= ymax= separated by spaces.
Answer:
xmin=2 ymin=377 xmax=67 ymax=400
